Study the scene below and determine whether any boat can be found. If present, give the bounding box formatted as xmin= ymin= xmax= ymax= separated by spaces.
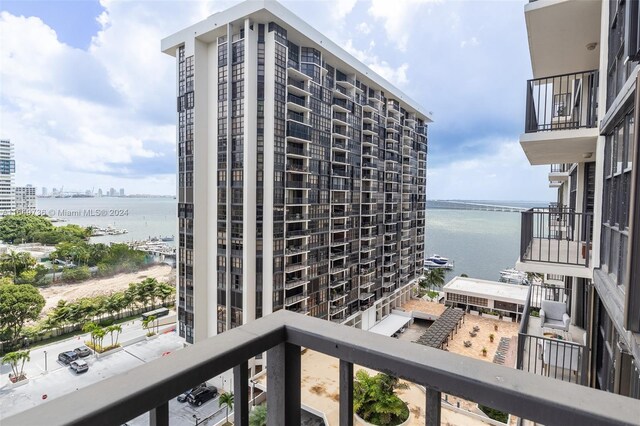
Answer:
xmin=426 ymin=254 xmax=449 ymax=265
xmin=424 ymin=257 xmax=454 ymax=270
xmin=499 ymin=268 xmax=529 ymax=285
xmin=161 ymin=236 xmax=174 ymax=242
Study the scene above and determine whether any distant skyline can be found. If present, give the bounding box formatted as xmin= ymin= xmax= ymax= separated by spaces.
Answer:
xmin=0 ymin=0 xmax=554 ymax=200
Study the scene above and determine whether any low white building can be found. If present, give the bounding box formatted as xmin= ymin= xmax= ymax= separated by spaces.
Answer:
xmin=15 ymin=185 xmax=36 ymax=214
xmin=443 ymin=276 xmax=529 ymax=321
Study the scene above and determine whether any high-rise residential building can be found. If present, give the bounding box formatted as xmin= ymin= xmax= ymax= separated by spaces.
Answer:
xmin=516 ymin=0 xmax=640 ymax=399
xmin=41 ymin=187 xmax=47 ymax=197
xmin=162 ymin=0 xmax=430 ymax=344
xmin=15 ymin=185 xmax=36 ymax=214
xmin=0 ymin=139 xmax=15 ymax=215
xmin=119 ymin=188 xmax=125 ymax=197
xmin=97 ymin=188 xmax=103 ymax=197
xmin=109 ymin=187 xmax=116 ymax=197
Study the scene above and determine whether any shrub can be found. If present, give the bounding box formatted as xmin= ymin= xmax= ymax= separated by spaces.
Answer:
xmin=61 ymin=266 xmax=92 ymax=282
xmin=479 ymin=405 xmax=509 ymax=423
xmin=353 ymin=370 xmax=410 ymax=426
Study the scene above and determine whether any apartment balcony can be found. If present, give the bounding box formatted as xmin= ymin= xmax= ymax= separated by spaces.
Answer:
xmin=284 ymin=261 xmax=307 ymax=273
xmin=284 ymin=293 xmax=308 ymax=307
xmin=286 ymin=145 xmax=310 ymax=159
xmin=549 ymin=163 xmax=572 ymax=182
xmin=284 ymin=277 xmax=309 ymax=290
xmin=285 ymin=212 xmax=309 ymax=222
xmin=516 ymin=283 xmax=589 ymax=386
xmin=9 ymin=310 xmax=638 ymax=426
xmin=286 ymin=120 xmax=312 ymax=142
xmin=287 ymin=77 xmax=310 ymax=97
xmin=524 ymin=0 xmax=600 ymax=78
xmin=332 ymin=97 xmax=352 ymax=113
xmin=516 ymin=208 xmax=592 ymax=278
xmin=285 ymin=229 xmax=310 ymax=240
xmin=286 ymin=163 xmax=310 ymax=174
xmin=330 ymin=278 xmax=347 ymax=289
xmin=286 ymin=93 xmax=310 ymax=114
xmin=520 ymin=70 xmax=598 ymax=165
xmin=329 ymin=304 xmax=348 ymax=316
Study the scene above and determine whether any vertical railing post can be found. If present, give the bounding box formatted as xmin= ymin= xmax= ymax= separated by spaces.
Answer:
xmin=149 ymin=401 xmax=169 ymax=426
xmin=234 ymin=361 xmax=249 ymax=426
xmin=266 ymin=343 xmax=301 ymax=426
xmin=425 ymin=388 xmax=441 ymax=426
xmin=340 ymin=360 xmax=354 ymax=426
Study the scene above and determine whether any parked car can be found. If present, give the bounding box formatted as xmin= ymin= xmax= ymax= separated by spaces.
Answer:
xmin=58 ymin=351 xmax=79 ymax=365
xmin=69 ymin=359 xmax=89 ymax=374
xmin=74 ymin=346 xmax=92 ymax=358
xmin=177 ymin=383 xmax=207 ymax=403
xmin=186 ymin=386 xmax=218 ymax=406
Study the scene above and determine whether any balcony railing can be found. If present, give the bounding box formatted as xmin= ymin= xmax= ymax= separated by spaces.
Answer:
xmin=551 ymin=163 xmax=571 ymax=173
xmin=525 ymin=70 xmax=598 ymax=133
xmin=286 ymin=121 xmax=311 ymax=141
xmin=520 ymin=208 xmax=592 ymax=266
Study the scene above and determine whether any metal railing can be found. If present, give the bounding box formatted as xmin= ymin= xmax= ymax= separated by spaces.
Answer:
xmin=287 ymin=93 xmax=307 ymax=107
xmin=15 ymin=310 xmax=638 ymax=426
xmin=520 ymin=208 xmax=592 ymax=266
xmin=551 ymin=163 xmax=571 ymax=173
xmin=525 ymin=70 xmax=598 ymax=133
xmin=286 ymin=121 xmax=311 ymax=141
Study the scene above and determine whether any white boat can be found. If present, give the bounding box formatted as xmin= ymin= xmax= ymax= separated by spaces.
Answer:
xmin=426 ymin=254 xmax=449 ymax=265
xmin=424 ymin=258 xmax=454 ymax=270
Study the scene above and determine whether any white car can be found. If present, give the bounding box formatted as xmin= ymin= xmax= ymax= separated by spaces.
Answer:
xmin=69 ymin=359 xmax=89 ymax=374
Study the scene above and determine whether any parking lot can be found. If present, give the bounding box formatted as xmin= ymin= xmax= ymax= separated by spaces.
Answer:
xmin=0 ymin=330 xmax=230 ymax=425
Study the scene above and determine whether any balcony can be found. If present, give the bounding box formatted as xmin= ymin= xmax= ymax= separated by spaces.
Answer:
xmin=286 ymin=121 xmax=311 ymax=142
xmin=287 ymin=93 xmax=310 ymax=114
xmin=517 ymin=283 xmax=588 ymax=386
xmin=8 ymin=310 xmax=638 ymax=426
xmin=520 ymin=70 xmax=598 ymax=165
xmin=549 ymin=163 xmax=571 ymax=182
xmin=524 ymin=0 xmax=600 ymax=78
xmin=517 ymin=208 xmax=592 ymax=278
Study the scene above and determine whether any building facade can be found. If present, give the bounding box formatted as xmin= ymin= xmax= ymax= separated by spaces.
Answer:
xmin=0 ymin=139 xmax=16 ymax=216
xmin=517 ymin=0 xmax=640 ymax=399
xmin=162 ymin=1 xmax=430 ymax=344
xmin=15 ymin=185 xmax=36 ymax=214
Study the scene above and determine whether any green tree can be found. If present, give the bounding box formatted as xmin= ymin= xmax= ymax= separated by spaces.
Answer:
xmin=0 ymin=251 xmax=37 ymax=281
xmin=420 ymin=268 xmax=445 ymax=290
xmin=219 ymin=392 xmax=234 ymax=424
xmin=105 ymin=324 xmax=122 ymax=347
xmin=61 ymin=266 xmax=91 ymax=282
xmin=83 ymin=322 xmax=101 ymax=349
xmin=2 ymin=350 xmax=30 ymax=381
xmin=249 ymin=405 xmax=267 ymax=426
xmin=0 ymin=214 xmax=53 ymax=243
xmin=353 ymin=370 xmax=409 ymax=426
xmin=0 ymin=284 xmax=45 ymax=344
xmin=142 ymin=315 xmax=156 ymax=336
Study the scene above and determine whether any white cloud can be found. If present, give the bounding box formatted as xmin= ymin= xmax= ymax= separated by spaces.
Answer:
xmin=460 ymin=36 xmax=479 ymax=48
xmin=368 ymin=0 xmax=439 ymax=51
xmin=343 ymin=39 xmax=409 ymax=87
xmin=331 ymin=0 xmax=358 ymax=20
xmin=356 ymin=22 xmax=371 ymax=34
xmin=427 ymin=139 xmax=555 ymax=201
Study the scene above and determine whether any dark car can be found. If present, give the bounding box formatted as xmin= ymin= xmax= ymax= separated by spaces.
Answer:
xmin=186 ymin=386 xmax=218 ymax=406
xmin=74 ymin=346 xmax=92 ymax=358
xmin=177 ymin=383 xmax=207 ymax=403
xmin=69 ymin=359 xmax=89 ymax=374
xmin=58 ymin=351 xmax=79 ymax=365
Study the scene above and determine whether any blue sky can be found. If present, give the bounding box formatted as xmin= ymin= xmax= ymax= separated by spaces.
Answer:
xmin=0 ymin=0 xmax=554 ymax=200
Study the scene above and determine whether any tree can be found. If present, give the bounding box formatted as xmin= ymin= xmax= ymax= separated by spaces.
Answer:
xmin=0 ymin=214 xmax=54 ymax=243
xmin=83 ymin=322 xmax=101 ymax=349
xmin=0 ymin=284 xmax=45 ymax=345
xmin=420 ymin=268 xmax=445 ymax=290
xmin=219 ymin=392 xmax=234 ymax=424
xmin=249 ymin=405 xmax=267 ymax=426
xmin=105 ymin=324 xmax=122 ymax=348
xmin=142 ymin=315 xmax=156 ymax=336
xmin=353 ymin=370 xmax=409 ymax=426
xmin=2 ymin=350 xmax=30 ymax=381
xmin=0 ymin=251 xmax=37 ymax=281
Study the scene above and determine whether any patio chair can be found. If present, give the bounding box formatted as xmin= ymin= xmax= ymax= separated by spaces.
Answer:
xmin=464 ymin=340 xmax=472 ymax=348
xmin=540 ymin=300 xmax=570 ymax=332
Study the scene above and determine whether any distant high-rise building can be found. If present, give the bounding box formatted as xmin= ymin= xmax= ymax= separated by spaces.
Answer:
xmin=0 ymin=139 xmax=16 ymax=215
xmin=109 ymin=188 xmax=116 ymax=197
xmin=15 ymin=185 xmax=36 ymax=214
xmin=162 ymin=1 xmax=430 ymax=344
xmin=98 ymin=188 xmax=103 ymax=197
xmin=119 ymin=188 xmax=125 ymax=197
xmin=41 ymin=187 xmax=47 ymax=197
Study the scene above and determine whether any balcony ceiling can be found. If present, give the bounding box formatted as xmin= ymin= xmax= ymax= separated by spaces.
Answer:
xmin=519 ymin=128 xmax=597 ymax=165
xmin=525 ymin=0 xmax=601 ymax=78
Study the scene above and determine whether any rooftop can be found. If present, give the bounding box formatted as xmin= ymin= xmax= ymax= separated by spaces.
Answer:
xmin=444 ymin=276 xmax=530 ymax=305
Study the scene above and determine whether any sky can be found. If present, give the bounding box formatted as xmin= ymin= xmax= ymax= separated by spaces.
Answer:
xmin=0 ymin=0 xmax=555 ymax=200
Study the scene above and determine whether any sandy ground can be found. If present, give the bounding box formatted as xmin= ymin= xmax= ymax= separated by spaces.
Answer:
xmin=39 ymin=264 xmax=175 ymax=312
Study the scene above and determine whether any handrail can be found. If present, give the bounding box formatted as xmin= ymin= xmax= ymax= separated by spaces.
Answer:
xmin=5 ymin=310 xmax=640 ymax=426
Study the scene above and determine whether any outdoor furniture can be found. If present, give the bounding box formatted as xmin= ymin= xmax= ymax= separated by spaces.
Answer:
xmin=473 ymin=326 xmax=480 ymax=332
xmin=540 ymin=300 xmax=570 ymax=332
xmin=469 ymin=331 xmax=477 ymax=337
xmin=464 ymin=340 xmax=472 ymax=348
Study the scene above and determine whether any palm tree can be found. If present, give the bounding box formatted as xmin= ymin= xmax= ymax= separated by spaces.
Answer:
xmin=92 ymin=327 xmax=106 ymax=352
xmin=142 ymin=315 xmax=156 ymax=336
xmin=83 ymin=322 xmax=101 ymax=349
xmin=249 ymin=405 xmax=267 ymax=426
xmin=2 ymin=350 xmax=30 ymax=382
xmin=219 ymin=392 xmax=234 ymax=424
xmin=421 ymin=268 xmax=445 ymax=290
xmin=105 ymin=324 xmax=122 ymax=348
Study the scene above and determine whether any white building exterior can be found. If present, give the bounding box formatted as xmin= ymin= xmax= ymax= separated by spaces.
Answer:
xmin=162 ymin=0 xmax=431 ymax=345
xmin=0 ymin=139 xmax=15 ymax=216
xmin=517 ymin=0 xmax=640 ymax=399
xmin=15 ymin=185 xmax=36 ymax=214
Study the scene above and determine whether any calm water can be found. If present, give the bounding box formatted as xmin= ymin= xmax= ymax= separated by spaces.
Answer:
xmin=424 ymin=209 xmax=522 ymax=283
xmin=36 ymin=197 xmax=537 ymax=282
xmin=37 ymin=197 xmax=176 ymax=245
